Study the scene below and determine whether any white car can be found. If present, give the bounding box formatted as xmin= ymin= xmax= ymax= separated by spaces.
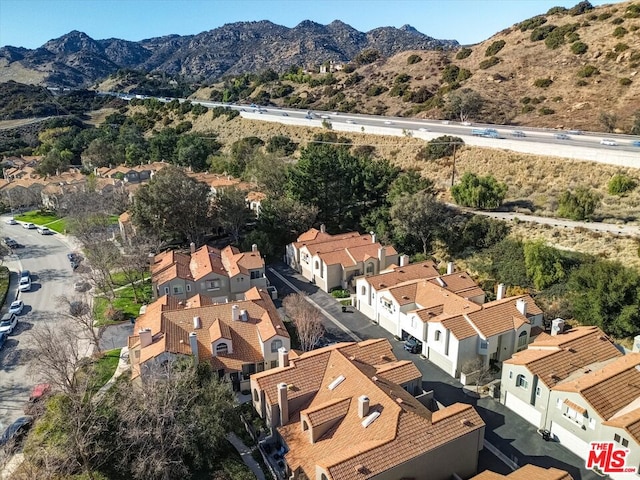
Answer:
xmin=9 ymin=300 xmax=23 ymax=315
xmin=22 ymin=223 xmax=36 ymax=229
xmin=418 ymin=127 xmax=429 ymax=132
xmin=37 ymin=227 xmax=52 ymax=235
xmin=320 ymin=115 xmax=330 ymax=119
xmin=5 ymin=218 xmax=17 ymax=225
xmin=461 ymin=121 xmax=472 ymax=126
xmin=346 ymin=120 xmax=356 ymax=124
xmin=384 ymin=120 xmax=393 ymax=125
xmin=0 ymin=313 xmax=17 ymax=335
xmin=600 ymin=139 xmax=618 ymax=146
xmin=18 ymin=277 xmax=31 ymax=292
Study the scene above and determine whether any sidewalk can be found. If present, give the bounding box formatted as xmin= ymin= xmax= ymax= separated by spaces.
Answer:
xmin=227 ymin=432 xmax=266 ymax=480
xmin=94 ymin=347 xmax=130 ymax=402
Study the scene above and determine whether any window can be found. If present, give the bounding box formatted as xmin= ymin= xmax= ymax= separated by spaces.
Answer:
xmin=186 ymin=284 xmax=191 ymax=292
xmin=302 ymin=420 xmax=309 ymax=431
xmin=589 ymin=418 xmax=596 ymax=430
xmin=366 ymin=263 xmax=374 ymax=275
xmin=516 ymin=374 xmax=528 ymax=389
xmin=302 ymin=253 xmax=309 ymax=264
xmin=509 ymin=371 xmax=513 ymax=379
xmin=206 ymin=279 xmax=221 ymax=290
xmin=315 ymin=261 xmax=320 ymax=270
xmin=164 ymin=287 xmax=169 ymax=295
xmin=172 ymin=285 xmax=183 ymax=294
xmin=270 ymin=360 xmax=278 ymax=369
xmin=242 ymin=363 xmax=256 ymax=380
xmin=434 ymin=331 xmax=441 ymax=341
xmin=250 ymin=270 xmax=261 ymax=279
xmin=361 ymin=286 xmax=366 ymax=296
xmin=556 ymin=398 xmax=562 ymax=409
xmin=216 ymin=342 xmax=229 ymax=355
xmin=622 ymin=438 xmax=629 ymax=448
xmin=271 ymin=339 xmax=283 ymax=353
xmin=614 ymin=433 xmax=621 ymax=443
xmin=381 ymin=299 xmax=393 ymax=312
xmin=536 ymin=386 xmax=541 ymax=397
xmin=253 ymin=389 xmax=259 ymax=402
xmin=411 ymin=316 xmax=416 ymax=328
xmin=517 ymin=330 xmax=527 ymax=348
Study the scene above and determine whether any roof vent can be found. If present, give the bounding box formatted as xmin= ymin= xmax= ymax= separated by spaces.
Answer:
xmin=361 ymin=411 xmax=380 ymax=428
xmin=371 ymin=376 xmax=378 ymax=382
xmin=436 ymin=277 xmax=446 ymax=287
xmin=396 ymin=398 xmax=403 ymax=404
xmin=402 ymin=296 xmax=409 ymax=300
xmin=327 ymin=375 xmax=345 ymax=390
xmin=461 ymin=418 xmax=473 ymax=427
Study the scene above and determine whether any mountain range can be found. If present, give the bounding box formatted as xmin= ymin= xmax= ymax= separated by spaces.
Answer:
xmin=0 ymin=21 xmax=458 ymax=87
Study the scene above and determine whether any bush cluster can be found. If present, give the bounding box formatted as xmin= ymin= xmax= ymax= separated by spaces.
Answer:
xmin=608 ymin=174 xmax=636 ymax=195
xmin=577 ymin=65 xmax=599 ymax=77
xmin=485 ymin=40 xmax=506 ymax=57
xmin=519 ymin=15 xmax=547 ymax=32
xmin=407 ymin=54 xmax=422 ymax=65
xmin=534 ymin=78 xmax=554 ymax=88
xmin=571 ymin=41 xmax=588 ymax=54
xmin=456 ymin=48 xmax=473 ymax=59
xmin=479 ymin=56 xmax=500 ymax=69
xmin=613 ymin=26 xmax=628 ymax=37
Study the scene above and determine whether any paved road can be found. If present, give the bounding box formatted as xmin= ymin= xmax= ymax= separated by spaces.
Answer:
xmin=266 ymin=263 xmax=599 ymax=480
xmin=0 ymin=218 xmax=83 ymax=432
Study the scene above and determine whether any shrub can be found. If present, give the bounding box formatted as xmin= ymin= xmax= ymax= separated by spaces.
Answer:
xmin=442 ymin=65 xmax=460 ymax=83
xmin=577 ymin=65 xmax=599 ymax=77
xmin=456 ymin=48 xmax=472 ymax=59
xmin=485 ymin=40 xmax=506 ymax=57
xmin=568 ymin=1 xmax=593 ymax=16
xmin=566 ymin=32 xmax=580 ymax=42
xmin=575 ymin=79 xmax=588 ymax=86
xmin=407 ymin=54 xmax=422 ymax=65
xmin=479 ymin=56 xmax=500 ymax=69
xmin=421 ymin=135 xmax=464 ymax=160
xmin=608 ymin=173 xmax=636 ymax=195
xmin=530 ymin=24 xmax=557 ymax=41
xmin=620 ymin=77 xmax=632 ymax=86
xmin=547 ymin=6 xmax=568 ymax=15
xmin=626 ymin=4 xmax=640 ymax=18
xmin=598 ymin=12 xmax=613 ymax=20
xmin=342 ymin=63 xmax=356 ymax=73
xmin=557 ymin=187 xmax=600 ymax=220
xmin=612 ymin=17 xmax=625 ymax=24
xmin=613 ymin=26 xmax=628 ymax=37
xmin=344 ymin=72 xmax=363 ymax=86
xmin=571 ymin=41 xmax=588 ymax=54
xmin=105 ymin=307 xmax=127 ymax=322
xmin=614 ymin=42 xmax=629 ymax=52
xmin=539 ymin=107 xmax=555 ymax=115
xmin=531 ymin=96 xmax=546 ymax=104
xmin=521 ymin=96 xmax=532 ymax=104
xmin=534 ymin=78 xmax=553 ymax=88
xmin=330 ymin=289 xmax=351 ymax=299
xmin=519 ymin=15 xmax=548 ymax=32
xmin=552 ymin=96 xmax=563 ymax=102
xmin=521 ymin=104 xmax=535 ymax=113
xmin=451 ymin=172 xmax=508 ymax=210
xmin=366 ymin=84 xmax=388 ymax=96
xmin=457 ymin=68 xmax=472 ymax=82
xmin=355 ymin=49 xmax=381 ymax=65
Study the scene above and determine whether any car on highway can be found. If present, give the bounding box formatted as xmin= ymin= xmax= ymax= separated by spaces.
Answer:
xmin=600 ymin=139 xmax=618 ymax=146
xmin=37 ymin=226 xmax=53 ymax=235
xmin=0 ymin=313 xmax=18 ymax=335
xmin=404 ymin=336 xmax=422 ymax=354
xmin=418 ymin=127 xmax=429 ymax=132
xmin=9 ymin=300 xmax=24 ymax=315
xmin=18 ymin=275 xmax=31 ymax=292
xmin=384 ymin=120 xmax=393 ymax=125
xmin=632 ymin=140 xmax=640 ymax=147
xmin=567 ymin=129 xmax=583 ymax=135
xmin=22 ymin=222 xmax=36 ymax=229
xmin=5 ymin=217 xmax=17 ymax=225
xmin=0 ymin=416 xmax=33 ymax=449
xmin=346 ymin=120 xmax=356 ymax=124
xmin=554 ymin=133 xmax=570 ymax=140
xmin=281 ymin=112 xmax=289 ymax=116
xmin=461 ymin=121 xmax=472 ymax=126
xmin=511 ymin=130 xmax=526 ymax=137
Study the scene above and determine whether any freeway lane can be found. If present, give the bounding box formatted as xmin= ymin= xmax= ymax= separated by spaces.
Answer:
xmin=0 ymin=218 xmax=83 ymax=432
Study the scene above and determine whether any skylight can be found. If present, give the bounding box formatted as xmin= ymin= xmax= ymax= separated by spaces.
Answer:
xmin=362 ymin=411 xmax=380 ymax=428
xmin=327 ymin=375 xmax=345 ymax=390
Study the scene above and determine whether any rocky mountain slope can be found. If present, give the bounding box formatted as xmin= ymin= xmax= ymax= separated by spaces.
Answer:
xmin=0 ymin=21 xmax=457 ymax=87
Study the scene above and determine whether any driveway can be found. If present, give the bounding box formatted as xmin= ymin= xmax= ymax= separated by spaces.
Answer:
xmin=266 ymin=263 xmax=599 ymax=480
xmin=0 ymin=219 xmax=85 ymax=432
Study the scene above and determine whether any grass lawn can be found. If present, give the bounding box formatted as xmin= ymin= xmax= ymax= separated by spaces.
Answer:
xmin=15 ymin=210 xmax=68 ymax=233
xmin=108 ymin=270 xmax=148 ymax=288
xmin=89 ymin=348 xmax=121 ymax=393
xmin=0 ymin=267 xmax=10 ymax=309
xmin=94 ymin=282 xmax=152 ymax=326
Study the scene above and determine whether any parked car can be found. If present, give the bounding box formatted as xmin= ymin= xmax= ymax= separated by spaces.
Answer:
xmin=9 ymin=300 xmax=23 ymax=315
xmin=600 ymin=139 xmax=618 ymax=146
xmin=37 ymin=226 xmax=53 ymax=235
xmin=554 ymin=133 xmax=570 ymax=140
xmin=74 ymin=281 xmax=90 ymax=292
xmin=0 ymin=332 xmax=6 ymax=349
xmin=404 ymin=336 xmax=422 ymax=354
xmin=4 ymin=238 xmax=19 ymax=249
xmin=22 ymin=223 xmax=36 ymax=229
xmin=5 ymin=218 xmax=17 ymax=225
xmin=18 ymin=276 xmax=31 ymax=292
xmin=0 ymin=313 xmax=17 ymax=335
xmin=0 ymin=416 xmax=33 ymax=448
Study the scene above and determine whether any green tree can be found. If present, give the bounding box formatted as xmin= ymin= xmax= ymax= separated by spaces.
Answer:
xmin=631 ymin=111 xmax=640 ymax=135
xmin=390 ymin=191 xmax=448 ymax=255
xmin=445 ymin=89 xmax=484 ymax=122
xmin=523 ymin=240 xmax=566 ymax=290
xmin=568 ymin=260 xmax=640 ymax=337
xmin=176 ymin=134 xmax=220 ymax=172
xmin=471 ymin=238 xmax=530 ymax=288
xmin=418 ymin=135 xmax=464 ymax=160
xmin=451 ymin=172 xmax=508 ymax=209
xmin=35 ymin=147 xmax=74 ymax=176
xmin=228 ymin=136 xmax=265 ymax=177
xmin=388 ymin=170 xmax=435 ymax=204
xmin=266 ymin=135 xmax=297 ymax=155
xmin=82 ymin=137 xmax=125 ymax=169
xmin=608 ymin=173 xmax=636 ymax=195
xmin=131 ymin=165 xmax=214 ymax=245
xmin=148 ymin=128 xmax=179 ymax=163
xmin=556 ymin=187 xmax=600 ymax=220
xmin=214 ymin=187 xmax=252 ymax=244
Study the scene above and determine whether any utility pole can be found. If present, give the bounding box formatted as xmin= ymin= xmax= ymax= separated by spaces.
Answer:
xmin=450 ymin=143 xmax=457 ymax=187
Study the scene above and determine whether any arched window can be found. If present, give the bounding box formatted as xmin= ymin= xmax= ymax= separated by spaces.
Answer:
xmin=321 ymin=475 xmax=328 ymax=480
xmin=271 ymin=339 xmax=283 ymax=353
xmin=315 ymin=260 xmax=320 ymax=270
xmin=516 ymin=374 xmax=528 ymax=389
xmin=366 ymin=263 xmax=374 ymax=275
xmin=253 ymin=389 xmax=259 ymax=402
xmin=517 ymin=330 xmax=528 ymax=348
xmin=434 ymin=331 xmax=441 ymax=341
xmin=216 ymin=342 xmax=229 ymax=355
xmin=361 ymin=286 xmax=366 ymax=295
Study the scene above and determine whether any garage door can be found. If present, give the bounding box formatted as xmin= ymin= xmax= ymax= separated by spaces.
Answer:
xmin=428 ymin=349 xmax=455 ymax=377
xmin=550 ymin=422 xmax=591 ymax=459
xmin=504 ymin=392 xmax=542 ymax=427
xmin=378 ymin=313 xmax=397 ymax=337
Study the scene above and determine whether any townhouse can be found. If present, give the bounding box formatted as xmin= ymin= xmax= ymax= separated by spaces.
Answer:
xmin=285 ymin=226 xmax=399 ymax=293
xmin=250 ymin=339 xmax=485 ymax=480
xmin=471 ymin=464 xmax=573 ymax=480
xmin=151 ymin=243 xmax=267 ymax=302
xmin=128 ymin=286 xmax=289 ymax=391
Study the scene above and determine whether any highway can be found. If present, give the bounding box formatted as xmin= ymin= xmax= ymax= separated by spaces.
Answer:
xmin=0 ymin=218 xmax=84 ymax=433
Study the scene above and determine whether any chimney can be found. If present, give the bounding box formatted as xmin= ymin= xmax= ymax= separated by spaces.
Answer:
xmin=447 ymin=262 xmax=454 ymax=275
xmin=190 ymin=242 xmax=196 ymax=254
xmin=320 ymin=224 xmax=326 ymax=233
xmin=232 ymin=304 xmax=240 ymax=321
xmin=278 ymin=347 xmax=289 ymax=368
xmin=251 ymin=243 xmax=258 ymax=252
xmin=370 ymin=232 xmax=377 ymax=244
xmin=139 ymin=328 xmax=152 ymax=348
xmin=516 ymin=298 xmax=527 ymax=316
xmin=496 ymin=283 xmax=506 ymax=301
xmin=551 ymin=318 xmax=565 ymax=336
xmin=278 ymin=382 xmax=289 ymax=426
xmin=399 ymin=254 xmax=410 ymax=267
xmin=378 ymin=246 xmax=386 ymax=270
xmin=193 ymin=316 xmax=201 ymax=329
xmin=240 ymin=309 xmax=248 ymax=321
xmin=189 ymin=332 xmax=199 ymax=364
xmin=358 ymin=395 xmax=370 ymax=418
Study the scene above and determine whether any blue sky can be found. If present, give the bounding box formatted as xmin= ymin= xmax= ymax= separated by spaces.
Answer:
xmin=0 ymin=0 xmax=621 ymax=49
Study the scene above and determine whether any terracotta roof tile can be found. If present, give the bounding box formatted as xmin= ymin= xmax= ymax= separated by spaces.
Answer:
xmin=563 ymin=399 xmax=587 ymax=415
xmin=472 ymin=465 xmax=573 ymax=480
xmin=374 ymin=360 xmax=421 ymax=385
xmin=553 ymin=353 xmax=640 ymax=420
xmin=363 ymin=260 xmax=440 ymax=290
xmin=603 ymin=407 xmax=640 ymax=444
xmin=441 ymin=315 xmax=478 ymax=340
xmin=466 ymin=295 xmax=538 ymax=338
xmin=303 ymin=397 xmax=351 ymax=427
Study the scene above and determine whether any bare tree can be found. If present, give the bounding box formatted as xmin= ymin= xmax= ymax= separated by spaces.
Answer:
xmin=283 ymin=293 xmax=325 ymax=352
xmin=83 ymin=240 xmax=121 ymax=304
xmin=461 ymin=358 xmax=493 ymax=394
xmin=56 ymin=295 xmax=103 ymax=354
